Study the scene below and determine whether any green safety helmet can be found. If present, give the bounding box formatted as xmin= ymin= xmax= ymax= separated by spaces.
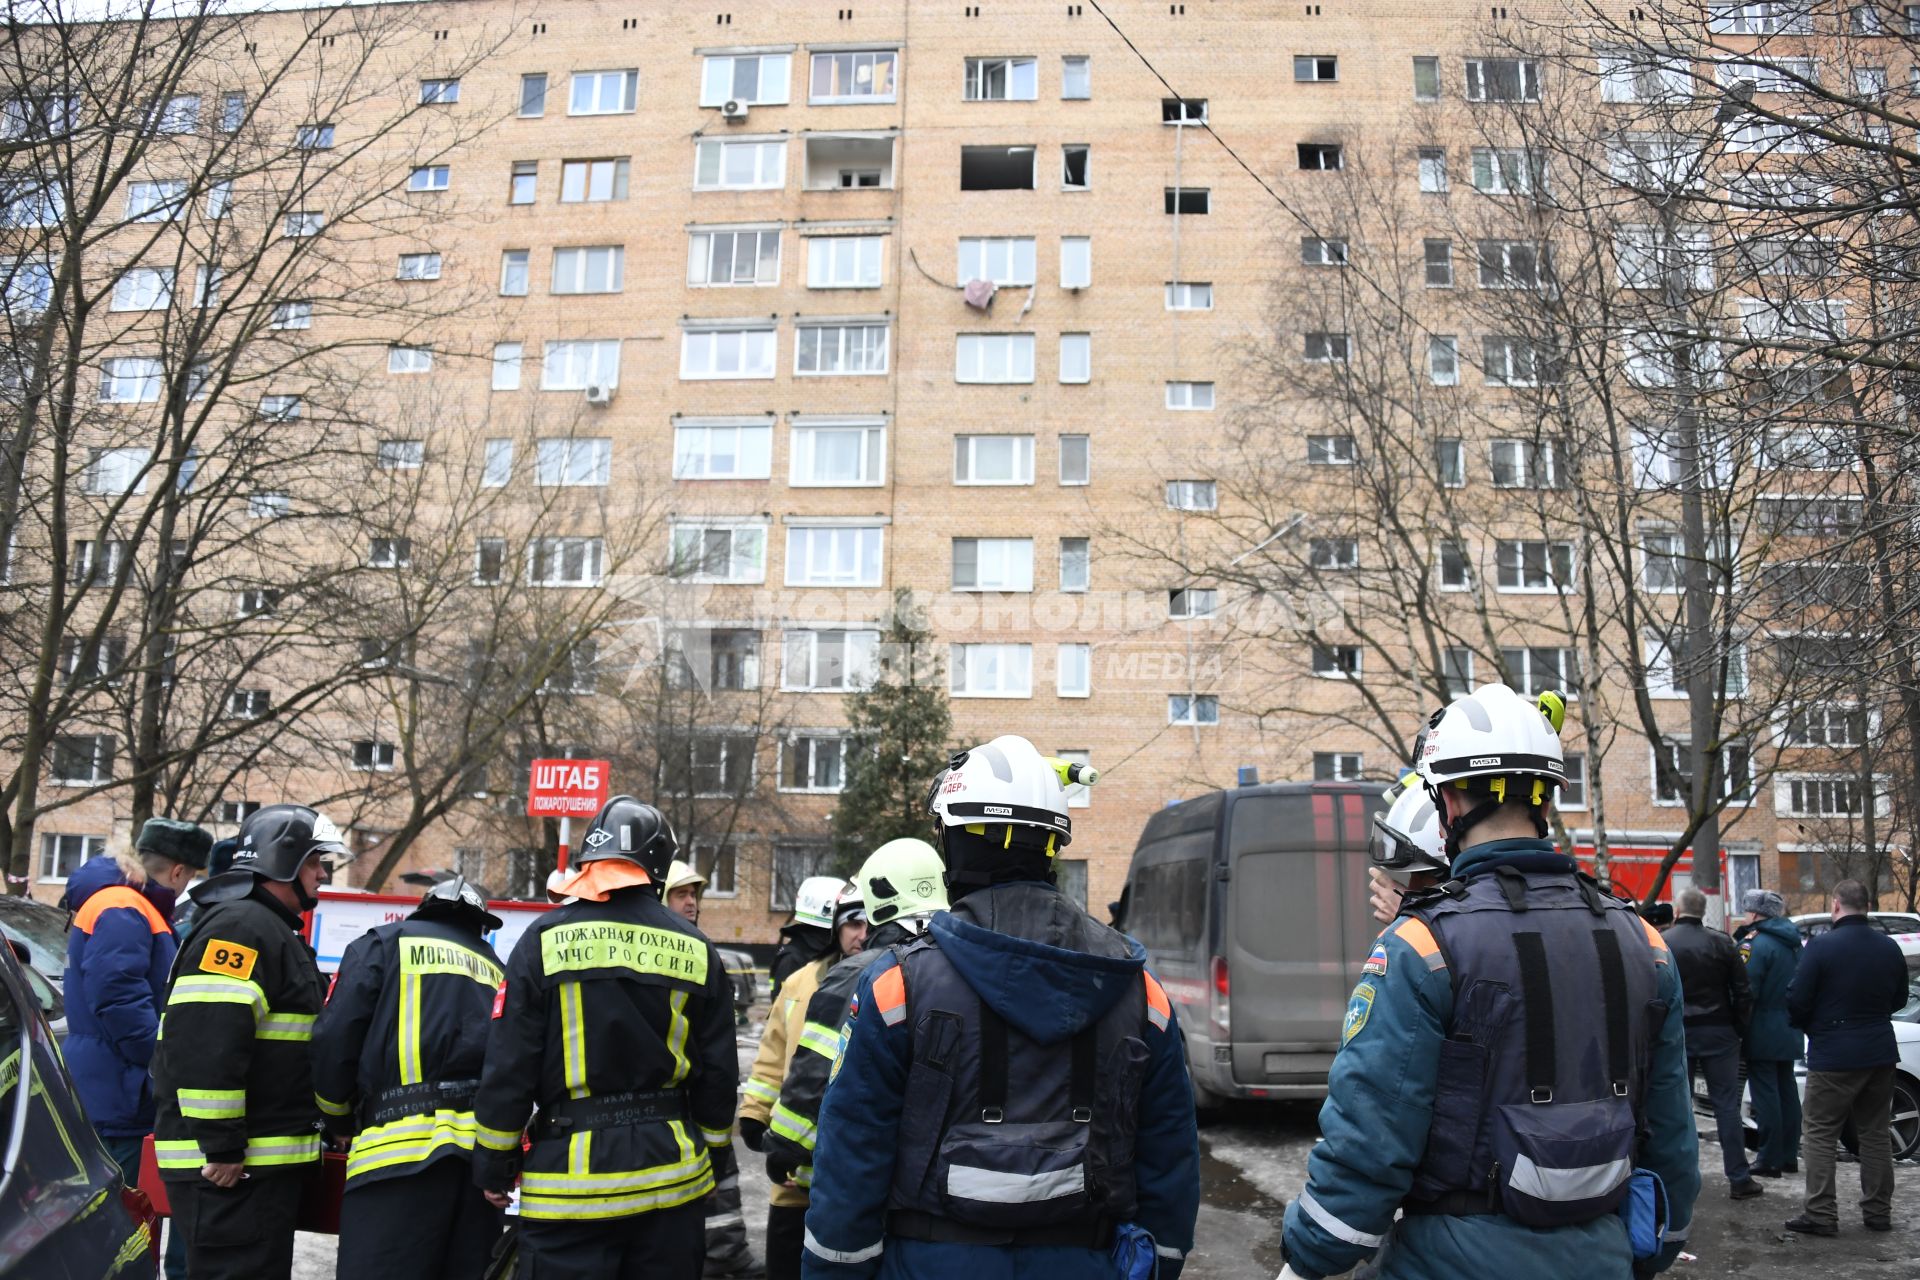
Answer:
xmin=855 ymin=838 xmax=949 ymax=927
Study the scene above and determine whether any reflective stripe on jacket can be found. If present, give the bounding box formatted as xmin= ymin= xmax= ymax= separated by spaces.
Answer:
xmin=742 ymin=952 xmax=829 ymax=1208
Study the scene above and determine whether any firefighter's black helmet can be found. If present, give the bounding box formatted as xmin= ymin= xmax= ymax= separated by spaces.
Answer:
xmin=413 ymin=875 xmax=503 ymax=932
xmin=233 ymin=804 xmax=346 ymax=884
xmin=576 ymin=795 xmax=677 ymax=885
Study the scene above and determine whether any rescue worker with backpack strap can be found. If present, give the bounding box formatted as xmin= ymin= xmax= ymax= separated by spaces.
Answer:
xmin=311 ymin=876 xmax=508 ymax=1279
xmin=1279 ymin=686 xmax=1701 ymax=1280
xmin=802 ymin=736 xmax=1200 ymax=1280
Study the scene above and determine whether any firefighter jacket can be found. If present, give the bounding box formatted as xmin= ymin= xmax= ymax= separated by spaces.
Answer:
xmin=311 ymin=916 xmax=504 ymax=1188
xmin=1280 ymin=839 xmax=1702 ymax=1280
xmin=741 ymin=951 xmax=829 ymax=1209
xmin=471 ymin=885 xmax=737 ymax=1221
xmin=801 ymin=882 xmax=1201 ymax=1280
xmin=764 ymin=921 xmax=915 ymax=1188
xmin=151 ymin=880 xmax=327 ymax=1178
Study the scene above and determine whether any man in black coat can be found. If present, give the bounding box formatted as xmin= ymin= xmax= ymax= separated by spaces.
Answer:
xmin=1784 ymin=879 xmax=1910 ymax=1237
xmin=1665 ymin=887 xmax=1760 ymax=1198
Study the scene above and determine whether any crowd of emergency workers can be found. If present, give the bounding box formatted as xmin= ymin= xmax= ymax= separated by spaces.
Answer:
xmin=46 ymin=683 xmax=1910 ymax=1280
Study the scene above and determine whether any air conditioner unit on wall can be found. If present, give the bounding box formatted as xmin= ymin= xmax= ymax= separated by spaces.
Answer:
xmin=722 ymin=99 xmax=749 ymax=122
xmin=584 ymin=384 xmax=613 ymax=405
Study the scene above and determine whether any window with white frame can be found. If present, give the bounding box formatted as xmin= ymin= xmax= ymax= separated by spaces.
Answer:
xmin=1708 ymin=2 xmax=1812 ymax=34
xmin=227 ymin=688 xmax=271 ymax=719
xmin=560 ymin=157 xmax=630 ymax=202
xmin=1477 ymin=240 xmax=1551 ymax=290
xmin=1442 ymin=646 xmax=1474 ymax=699
xmin=951 ymin=643 xmax=1033 ymax=697
xmin=203 ymin=181 xmax=231 ymax=219
xmin=1166 ymin=479 xmax=1217 ymax=510
xmin=682 ymin=326 xmax=776 ymax=379
xmin=1738 ymin=297 xmax=1847 ymax=341
xmin=1312 ymin=644 xmax=1363 ymax=677
xmin=695 ymin=138 xmax=786 ymax=190
xmin=1304 ymin=332 xmax=1350 ymax=362
xmin=781 ymin=734 xmax=846 ymax=792
xmin=1061 ymin=144 xmax=1090 ymax=190
xmin=40 ymin=833 xmax=105 ymax=881
xmin=189 ymin=265 xmax=221 ymax=308
xmin=1165 ymin=381 xmax=1215 ymax=410
xmin=369 ymin=536 xmax=411 ymax=568
xmin=351 ymin=740 xmax=397 ymax=772
xmin=1165 ymin=281 xmax=1213 ymax=310
xmin=1496 ymin=540 xmax=1575 ymax=591
xmin=1614 ymin=224 xmax=1714 ymax=290
xmin=667 ymin=629 xmax=760 ymax=693
xmin=1 ymin=177 xmax=63 ymax=227
xmin=1418 ymin=147 xmax=1449 ymax=192
xmin=954 ymin=434 xmax=1034 ymax=485
xmin=1163 ymin=98 xmax=1208 ymax=123
xmin=536 ymin=438 xmax=612 ymax=486
xmin=1060 ymin=537 xmax=1090 ymax=591
xmin=1057 ymin=644 xmax=1091 ymax=698
xmin=69 ymin=539 xmax=127 ymax=589
xmin=965 ymin=57 xmax=1038 ymax=100
xmin=680 ymin=735 xmax=756 ymax=798
xmin=388 ymin=345 xmax=432 ymax=374
xmin=1653 ymin=740 xmax=1753 ymax=805
xmin=100 ymin=360 xmax=162 ymax=404
xmin=1168 ymin=693 xmax=1219 ymax=724
xmin=1483 ymin=337 xmax=1558 ymax=386
xmin=482 ymin=439 xmax=512 ymax=486
xmin=806 ymin=234 xmax=882 ymax=288
xmin=1781 ymin=703 xmax=1869 ymax=747
xmin=500 ymin=249 xmax=529 ymax=296
xmin=1470 ymin=147 xmax=1545 ymax=194
xmin=1413 ymin=56 xmax=1442 ymax=99
xmin=397 ymin=252 xmax=442 ymax=280
xmin=810 ymin=50 xmax=898 ymax=103
xmin=1307 ymin=435 xmax=1356 ymax=466
xmin=1598 ymin=51 xmax=1691 ymax=102
xmin=1490 ymin=438 xmax=1566 ymax=488
xmin=1313 ymin=751 xmax=1365 ymax=780
xmin=783 ymin=629 xmax=880 ymax=691
xmin=1622 ymin=330 xmax=1723 ymax=388
xmin=1062 ymin=56 xmax=1091 ymax=99
xmin=1169 ymin=587 xmax=1217 ymax=618
xmin=1301 ymin=236 xmax=1348 ymax=266
xmin=701 ymin=52 xmax=792 ymax=106
xmin=1500 ymin=646 xmax=1578 ymax=696
xmin=543 ymin=339 xmax=622 ymax=389
xmin=552 ymin=246 xmax=625 ymax=294
xmin=295 ymin=123 xmax=334 ymax=148
xmin=955 ymin=334 xmax=1035 ymax=384
xmin=1436 ymin=438 xmax=1466 ymax=487
xmin=420 ymin=78 xmax=460 ymax=104
xmin=491 ymin=343 xmax=522 ymax=391
xmin=952 ymin=538 xmax=1034 ymax=591
xmin=1439 ymin=540 xmax=1473 ymax=589
xmin=692 ymin=227 xmax=782 ymax=287
xmin=408 ymin=165 xmax=450 ymax=192
xmin=797 ymin=322 xmax=889 ymax=375
xmin=541 ymin=641 xmax=600 ymax=696
xmin=145 ymin=93 xmax=199 ymax=133
xmin=375 ymin=439 xmax=424 ymax=470
xmin=1060 ymin=236 xmax=1092 ymax=288
xmin=1560 ymin=753 xmax=1589 ymax=808
xmin=957 ymin=237 xmax=1037 ymax=286
xmin=670 ymin=524 xmax=767 ymax=583
xmin=258 ymin=394 xmax=301 ymax=421
xmin=1608 ymin=133 xmax=1701 ymax=191
xmin=529 ymin=537 xmax=605 ymax=586
xmin=511 ymin=161 xmax=539 ymax=206
xmin=1059 ymin=333 xmax=1091 ymax=383
xmin=1465 ymin=57 xmax=1541 ymax=101
xmin=2 ymin=256 xmax=52 ymax=314
xmin=1723 ymin=117 xmax=1814 ymax=154
xmin=570 ymin=69 xmax=638 ymax=115
xmin=1777 ymin=775 xmax=1881 ymax=818
xmin=675 ymin=418 xmax=773 ymax=480
xmin=112 ymin=267 xmax=174 ymax=312
xmin=236 ymin=588 xmax=280 ymax=617
xmin=1310 ymin=537 xmax=1359 ymax=571
xmin=786 ymin=525 xmax=883 ymax=586
xmin=1645 ymin=630 xmax=1749 ymax=699
xmin=127 ymin=180 xmax=186 ymax=221
xmin=790 ymin=419 xmax=886 ymax=485
xmin=270 ymin=300 xmax=312 ymax=330
xmin=474 ymin=538 xmax=505 ymax=585
xmin=1641 ymin=530 xmax=1685 ymax=592
xmin=1428 ymin=337 xmax=1460 ymax=386
xmin=1758 ymin=495 xmax=1862 ymax=537
xmin=1059 ymin=436 xmax=1091 ymax=486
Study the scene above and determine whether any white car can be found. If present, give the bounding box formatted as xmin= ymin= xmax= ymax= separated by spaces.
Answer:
xmin=1890 ymin=970 xmax=1920 ymax=1161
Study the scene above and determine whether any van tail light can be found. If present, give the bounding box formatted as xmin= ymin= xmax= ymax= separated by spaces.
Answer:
xmin=121 ymin=1186 xmax=161 ymax=1263
xmin=1209 ymin=955 xmax=1231 ymax=1038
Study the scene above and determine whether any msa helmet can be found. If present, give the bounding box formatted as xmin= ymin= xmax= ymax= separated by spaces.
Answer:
xmin=789 ymin=876 xmax=851 ymax=930
xmin=855 ymin=838 xmax=949 ymax=929
xmin=1370 ymin=775 xmax=1449 ymax=884
xmin=233 ymin=805 xmax=347 ymax=904
xmin=1415 ymin=683 xmax=1566 ymax=855
xmin=576 ymin=795 xmax=677 ymax=885
xmin=413 ymin=874 xmax=504 ymax=932
xmin=925 ymin=736 xmax=1095 ymax=892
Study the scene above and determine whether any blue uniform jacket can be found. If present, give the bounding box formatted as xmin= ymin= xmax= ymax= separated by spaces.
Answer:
xmin=1738 ymin=916 xmax=1803 ymax=1062
xmin=1786 ymin=914 xmax=1909 ymax=1072
xmin=1281 ymin=839 xmax=1701 ymax=1280
xmin=801 ymin=883 xmax=1201 ymax=1280
xmin=61 ymin=855 xmax=179 ymax=1136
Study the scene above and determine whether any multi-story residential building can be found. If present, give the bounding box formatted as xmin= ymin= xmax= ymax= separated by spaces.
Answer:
xmin=18 ymin=0 xmax=1907 ymax=942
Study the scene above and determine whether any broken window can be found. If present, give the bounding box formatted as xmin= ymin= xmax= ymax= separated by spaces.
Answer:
xmin=1062 ymin=144 xmax=1089 ymax=189
xmin=1298 ymin=143 xmax=1343 ymax=170
xmin=1164 ymin=187 xmax=1210 ymax=214
xmin=1162 ymin=98 xmax=1208 ymax=123
xmin=960 ymin=144 xmax=1035 ymax=191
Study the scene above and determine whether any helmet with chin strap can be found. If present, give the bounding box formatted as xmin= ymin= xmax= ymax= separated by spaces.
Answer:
xmin=230 ymin=805 xmax=346 ymax=910
xmin=575 ymin=796 xmax=677 ymax=887
xmin=925 ymin=735 xmax=1094 ymax=893
xmin=1414 ymin=683 xmax=1567 ymax=857
xmin=789 ymin=876 xmax=851 ymax=930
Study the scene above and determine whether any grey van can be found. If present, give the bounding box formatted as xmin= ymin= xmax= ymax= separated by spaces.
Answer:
xmin=1119 ymin=781 xmax=1386 ymax=1107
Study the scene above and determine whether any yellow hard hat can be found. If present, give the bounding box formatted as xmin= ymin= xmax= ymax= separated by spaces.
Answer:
xmin=663 ymin=859 xmax=706 ymax=895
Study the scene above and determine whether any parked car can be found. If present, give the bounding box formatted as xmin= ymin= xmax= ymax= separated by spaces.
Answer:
xmin=1119 ymin=781 xmax=1385 ymax=1108
xmin=1791 ymin=910 xmax=1920 ymax=943
xmin=0 ymin=896 xmax=68 ymax=1039
xmin=0 ymin=926 xmax=161 ymax=1276
xmin=1890 ymin=968 xmax=1920 ymax=1162
xmin=716 ymin=947 xmax=758 ymax=1019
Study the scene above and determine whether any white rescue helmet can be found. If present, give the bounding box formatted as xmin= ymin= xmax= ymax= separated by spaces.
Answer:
xmin=789 ymin=875 xmax=852 ymax=930
xmin=1369 ymin=775 xmax=1449 ymax=884
xmin=1414 ymin=683 xmax=1566 ymax=798
xmin=855 ymin=838 xmax=949 ymax=927
xmin=925 ymin=734 xmax=1077 ymax=845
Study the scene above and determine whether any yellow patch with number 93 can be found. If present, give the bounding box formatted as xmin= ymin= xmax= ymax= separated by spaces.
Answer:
xmin=200 ymin=939 xmax=259 ymax=981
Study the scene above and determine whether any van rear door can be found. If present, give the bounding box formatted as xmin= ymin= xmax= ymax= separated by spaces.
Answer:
xmin=1222 ymin=789 xmax=1378 ymax=1088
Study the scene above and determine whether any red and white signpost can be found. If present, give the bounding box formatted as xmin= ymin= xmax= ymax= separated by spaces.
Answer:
xmin=526 ymin=757 xmax=611 ymax=872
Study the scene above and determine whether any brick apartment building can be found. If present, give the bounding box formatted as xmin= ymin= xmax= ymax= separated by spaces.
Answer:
xmin=23 ymin=0 xmax=1891 ymax=942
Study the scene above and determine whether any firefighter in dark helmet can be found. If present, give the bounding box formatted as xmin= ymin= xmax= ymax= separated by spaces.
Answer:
xmin=312 ymin=876 xmax=508 ymax=1278
xmin=150 ymin=804 xmax=336 ymax=1280
xmin=472 ymin=795 xmax=739 ymax=1278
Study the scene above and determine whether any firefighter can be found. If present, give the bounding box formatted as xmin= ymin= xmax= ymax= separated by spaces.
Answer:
xmin=151 ymin=804 xmax=336 ymax=1280
xmin=311 ymin=877 xmax=507 ymax=1279
xmin=768 ymin=876 xmax=848 ymax=1002
xmin=1278 ymin=685 xmax=1700 ymax=1279
xmin=802 ymin=737 xmax=1201 ymax=1279
xmin=739 ymin=877 xmax=859 ymax=1280
xmin=663 ymin=859 xmax=707 ymax=925
xmin=471 ymin=796 xmax=737 ymax=1279
xmin=763 ymin=840 xmax=949 ymax=1200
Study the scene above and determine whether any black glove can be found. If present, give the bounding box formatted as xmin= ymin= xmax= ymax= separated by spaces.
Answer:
xmin=739 ymin=1117 xmax=767 ymax=1152
xmin=767 ymin=1151 xmax=799 ymax=1186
